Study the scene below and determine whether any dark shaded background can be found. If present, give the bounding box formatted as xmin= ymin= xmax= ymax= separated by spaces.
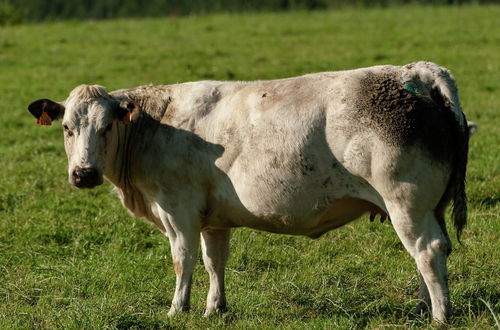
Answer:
xmin=1 ymin=0 xmax=497 ymax=24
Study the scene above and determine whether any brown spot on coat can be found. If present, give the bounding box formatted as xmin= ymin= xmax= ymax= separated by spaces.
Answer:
xmin=173 ymin=260 xmax=181 ymax=276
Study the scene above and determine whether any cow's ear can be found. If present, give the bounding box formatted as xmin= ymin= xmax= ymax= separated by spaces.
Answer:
xmin=28 ymin=99 xmax=65 ymax=126
xmin=117 ymin=99 xmax=141 ymax=124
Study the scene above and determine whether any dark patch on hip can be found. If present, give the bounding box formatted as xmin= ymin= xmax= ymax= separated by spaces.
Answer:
xmin=353 ymin=72 xmax=456 ymax=163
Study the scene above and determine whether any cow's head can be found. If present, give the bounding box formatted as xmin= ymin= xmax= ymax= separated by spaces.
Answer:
xmin=28 ymin=85 xmax=140 ymax=188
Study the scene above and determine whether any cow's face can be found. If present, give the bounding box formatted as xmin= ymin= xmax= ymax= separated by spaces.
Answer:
xmin=28 ymin=85 xmax=140 ymax=189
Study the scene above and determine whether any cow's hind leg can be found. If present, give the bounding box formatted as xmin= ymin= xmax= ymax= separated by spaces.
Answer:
xmin=387 ymin=206 xmax=451 ymax=324
xmin=413 ymin=271 xmax=431 ymax=316
xmin=413 ymin=209 xmax=452 ymax=318
xmin=201 ymin=228 xmax=230 ymax=316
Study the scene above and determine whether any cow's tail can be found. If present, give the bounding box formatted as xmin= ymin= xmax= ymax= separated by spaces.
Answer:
xmin=408 ymin=62 xmax=469 ymax=243
xmin=443 ymin=108 xmax=469 ymax=243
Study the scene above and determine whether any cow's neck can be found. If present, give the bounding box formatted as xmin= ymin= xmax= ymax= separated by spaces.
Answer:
xmin=106 ymin=115 xmax=155 ymax=184
xmin=103 ymin=117 xmax=160 ymax=220
xmin=106 ymin=123 xmax=132 ymax=187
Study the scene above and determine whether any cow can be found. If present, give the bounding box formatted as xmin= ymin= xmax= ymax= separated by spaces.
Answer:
xmin=28 ymin=61 xmax=470 ymax=324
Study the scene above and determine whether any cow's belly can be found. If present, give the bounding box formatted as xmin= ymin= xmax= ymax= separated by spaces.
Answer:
xmin=209 ymin=192 xmax=380 ymax=237
xmin=207 ymin=164 xmax=383 ymax=237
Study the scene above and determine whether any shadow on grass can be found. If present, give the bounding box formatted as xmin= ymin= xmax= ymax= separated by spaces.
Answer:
xmin=478 ymin=197 xmax=500 ymax=208
xmin=114 ymin=312 xmax=173 ymax=330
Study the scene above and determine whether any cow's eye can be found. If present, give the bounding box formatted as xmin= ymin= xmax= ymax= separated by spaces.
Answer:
xmin=63 ymin=125 xmax=73 ymax=137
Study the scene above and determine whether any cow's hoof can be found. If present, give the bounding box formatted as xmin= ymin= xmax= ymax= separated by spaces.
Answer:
xmin=431 ymin=318 xmax=451 ymax=329
xmin=203 ymin=305 xmax=228 ymax=317
xmin=167 ymin=305 xmax=190 ymax=317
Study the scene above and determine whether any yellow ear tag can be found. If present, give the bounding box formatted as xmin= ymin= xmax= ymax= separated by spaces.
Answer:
xmin=37 ymin=111 xmax=52 ymax=126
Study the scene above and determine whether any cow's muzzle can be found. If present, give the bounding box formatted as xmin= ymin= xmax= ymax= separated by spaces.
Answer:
xmin=71 ymin=166 xmax=103 ymax=188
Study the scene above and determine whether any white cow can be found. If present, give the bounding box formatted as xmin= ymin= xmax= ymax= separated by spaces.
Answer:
xmin=28 ymin=62 xmax=470 ymax=324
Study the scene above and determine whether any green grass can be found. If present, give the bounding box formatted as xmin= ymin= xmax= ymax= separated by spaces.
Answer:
xmin=1 ymin=5 xmax=499 ymax=329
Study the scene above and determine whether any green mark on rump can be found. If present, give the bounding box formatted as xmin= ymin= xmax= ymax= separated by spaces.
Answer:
xmin=404 ymin=81 xmax=419 ymax=95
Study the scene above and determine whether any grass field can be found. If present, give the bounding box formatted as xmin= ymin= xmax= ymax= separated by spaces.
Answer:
xmin=0 ymin=5 xmax=499 ymax=329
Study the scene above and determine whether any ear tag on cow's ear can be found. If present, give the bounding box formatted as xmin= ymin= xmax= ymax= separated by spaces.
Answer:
xmin=37 ymin=111 xmax=52 ymax=126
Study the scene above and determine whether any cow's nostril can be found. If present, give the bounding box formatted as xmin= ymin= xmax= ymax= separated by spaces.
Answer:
xmin=72 ymin=167 xmax=101 ymax=188
xmin=72 ymin=168 xmax=82 ymax=183
xmin=83 ymin=168 xmax=98 ymax=181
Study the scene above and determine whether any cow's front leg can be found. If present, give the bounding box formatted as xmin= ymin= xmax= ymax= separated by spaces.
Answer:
xmin=201 ymin=228 xmax=230 ymax=316
xmin=159 ymin=208 xmax=201 ymax=316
